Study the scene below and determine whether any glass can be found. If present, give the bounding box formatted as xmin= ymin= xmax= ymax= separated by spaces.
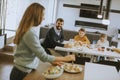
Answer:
xmin=101 ymin=47 xmax=105 ymax=51
xmin=74 ymin=41 xmax=80 ymax=48
xmin=92 ymin=40 xmax=97 ymax=44
xmin=69 ymin=39 xmax=74 ymax=47
xmin=106 ymin=48 xmax=110 ymax=51
xmin=110 ymin=46 xmax=116 ymax=52
xmin=77 ymin=53 xmax=81 ymax=57
xmin=69 ymin=39 xmax=74 ymax=43
xmin=97 ymin=47 xmax=106 ymax=52
xmin=111 ymin=45 xmax=116 ymax=48
xmin=111 ymin=49 xmax=114 ymax=52
xmin=91 ymin=40 xmax=97 ymax=48
xmin=82 ymin=44 xmax=87 ymax=50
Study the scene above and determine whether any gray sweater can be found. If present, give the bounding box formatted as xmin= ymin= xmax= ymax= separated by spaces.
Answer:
xmin=14 ymin=27 xmax=55 ymax=73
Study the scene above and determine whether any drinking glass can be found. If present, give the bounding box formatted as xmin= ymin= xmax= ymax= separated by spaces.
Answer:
xmin=92 ymin=40 xmax=97 ymax=49
xmin=69 ymin=39 xmax=74 ymax=47
xmin=82 ymin=44 xmax=87 ymax=50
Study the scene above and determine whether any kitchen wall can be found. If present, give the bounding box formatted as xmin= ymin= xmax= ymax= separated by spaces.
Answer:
xmin=4 ymin=0 xmax=56 ymax=37
xmin=56 ymin=0 xmax=120 ymax=37
xmin=3 ymin=0 xmax=120 ymax=38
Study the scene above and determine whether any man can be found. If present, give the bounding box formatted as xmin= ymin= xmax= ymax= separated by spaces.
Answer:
xmin=42 ymin=18 xmax=66 ymax=55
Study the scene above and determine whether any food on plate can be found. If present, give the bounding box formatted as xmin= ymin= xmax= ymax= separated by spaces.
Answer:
xmin=43 ymin=66 xmax=62 ymax=76
xmin=43 ymin=66 xmax=63 ymax=79
xmin=63 ymin=63 xmax=82 ymax=73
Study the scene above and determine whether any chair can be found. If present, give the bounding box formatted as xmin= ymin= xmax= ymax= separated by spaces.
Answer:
xmin=74 ymin=56 xmax=91 ymax=65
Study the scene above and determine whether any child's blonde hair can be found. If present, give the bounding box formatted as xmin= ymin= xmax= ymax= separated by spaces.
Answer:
xmin=100 ymin=33 xmax=107 ymax=39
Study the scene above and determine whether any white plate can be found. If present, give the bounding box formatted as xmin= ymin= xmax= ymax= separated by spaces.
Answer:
xmin=42 ymin=66 xmax=63 ymax=79
xmin=63 ymin=63 xmax=83 ymax=73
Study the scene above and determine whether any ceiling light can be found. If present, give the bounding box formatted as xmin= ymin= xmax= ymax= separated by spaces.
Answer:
xmin=97 ymin=0 xmax=103 ymax=18
xmin=97 ymin=14 xmax=102 ymax=18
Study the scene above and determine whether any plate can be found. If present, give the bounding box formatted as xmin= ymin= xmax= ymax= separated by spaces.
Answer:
xmin=63 ymin=63 xmax=83 ymax=73
xmin=42 ymin=66 xmax=63 ymax=79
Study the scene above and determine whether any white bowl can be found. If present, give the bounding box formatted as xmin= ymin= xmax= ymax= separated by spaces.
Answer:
xmin=63 ymin=63 xmax=83 ymax=73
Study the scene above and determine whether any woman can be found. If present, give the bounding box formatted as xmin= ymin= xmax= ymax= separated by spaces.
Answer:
xmin=10 ymin=3 xmax=75 ymax=80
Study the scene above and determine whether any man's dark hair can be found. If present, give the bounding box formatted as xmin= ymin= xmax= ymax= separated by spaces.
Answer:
xmin=56 ymin=18 xmax=64 ymax=23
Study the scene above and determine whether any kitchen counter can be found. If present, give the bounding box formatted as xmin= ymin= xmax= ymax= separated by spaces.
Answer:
xmin=23 ymin=61 xmax=84 ymax=80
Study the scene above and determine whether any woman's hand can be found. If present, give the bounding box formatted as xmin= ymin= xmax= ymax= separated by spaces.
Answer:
xmin=64 ymin=55 xmax=75 ymax=62
xmin=51 ymin=61 xmax=64 ymax=66
xmin=54 ymin=54 xmax=75 ymax=63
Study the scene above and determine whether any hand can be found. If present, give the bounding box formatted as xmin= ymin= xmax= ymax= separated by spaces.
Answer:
xmin=74 ymin=41 xmax=80 ymax=46
xmin=78 ymin=41 xmax=83 ymax=46
xmin=64 ymin=55 xmax=75 ymax=62
xmin=64 ymin=43 xmax=72 ymax=48
xmin=51 ymin=61 xmax=64 ymax=66
xmin=112 ymin=48 xmax=120 ymax=53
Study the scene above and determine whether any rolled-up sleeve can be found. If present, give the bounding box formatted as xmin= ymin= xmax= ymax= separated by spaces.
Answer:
xmin=23 ymin=30 xmax=55 ymax=62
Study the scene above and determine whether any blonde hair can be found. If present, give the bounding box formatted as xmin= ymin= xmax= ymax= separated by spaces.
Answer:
xmin=14 ymin=3 xmax=45 ymax=44
xmin=100 ymin=33 xmax=107 ymax=38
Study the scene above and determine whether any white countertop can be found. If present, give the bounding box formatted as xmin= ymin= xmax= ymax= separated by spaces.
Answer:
xmin=55 ymin=46 xmax=120 ymax=58
xmin=84 ymin=62 xmax=120 ymax=80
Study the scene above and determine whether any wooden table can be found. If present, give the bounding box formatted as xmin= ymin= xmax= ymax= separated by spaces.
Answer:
xmin=23 ymin=61 xmax=84 ymax=80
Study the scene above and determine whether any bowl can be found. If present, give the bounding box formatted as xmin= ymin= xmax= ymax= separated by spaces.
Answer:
xmin=63 ymin=63 xmax=83 ymax=73
xmin=42 ymin=66 xmax=63 ymax=79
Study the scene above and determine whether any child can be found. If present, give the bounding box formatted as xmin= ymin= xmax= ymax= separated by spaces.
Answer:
xmin=97 ymin=33 xmax=109 ymax=47
xmin=97 ymin=33 xmax=109 ymax=61
xmin=74 ymin=28 xmax=90 ymax=46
